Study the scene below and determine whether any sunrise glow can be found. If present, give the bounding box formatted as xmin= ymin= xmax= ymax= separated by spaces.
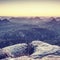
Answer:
xmin=0 ymin=0 xmax=60 ymax=17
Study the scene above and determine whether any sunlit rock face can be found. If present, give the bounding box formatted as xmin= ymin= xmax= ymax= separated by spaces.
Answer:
xmin=0 ymin=56 xmax=37 ymax=60
xmin=30 ymin=41 xmax=60 ymax=58
xmin=2 ymin=43 xmax=28 ymax=58
xmin=41 ymin=55 xmax=60 ymax=60
xmin=1 ymin=55 xmax=60 ymax=60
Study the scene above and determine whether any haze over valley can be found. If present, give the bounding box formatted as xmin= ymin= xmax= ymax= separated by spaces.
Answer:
xmin=0 ymin=17 xmax=60 ymax=60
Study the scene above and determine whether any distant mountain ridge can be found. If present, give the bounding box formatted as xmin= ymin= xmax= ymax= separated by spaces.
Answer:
xmin=0 ymin=19 xmax=10 ymax=23
xmin=0 ymin=17 xmax=60 ymax=48
xmin=0 ymin=19 xmax=10 ymax=26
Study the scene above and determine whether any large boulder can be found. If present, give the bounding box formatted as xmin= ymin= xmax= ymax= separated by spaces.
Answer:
xmin=2 ymin=43 xmax=28 ymax=58
xmin=30 ymin=41 xmax=60 ymax=58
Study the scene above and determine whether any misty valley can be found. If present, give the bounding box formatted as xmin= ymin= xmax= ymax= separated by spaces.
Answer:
xmin=0 ymin=17 xmax=60 ymax=60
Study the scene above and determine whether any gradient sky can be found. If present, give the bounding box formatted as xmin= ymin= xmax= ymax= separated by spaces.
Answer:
xmin=0 ymin=0 xmax=60 ymax=17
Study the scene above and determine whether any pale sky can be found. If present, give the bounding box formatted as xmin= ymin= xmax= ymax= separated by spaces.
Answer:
xmin=0 ymin=0 xmax=60 ymax=17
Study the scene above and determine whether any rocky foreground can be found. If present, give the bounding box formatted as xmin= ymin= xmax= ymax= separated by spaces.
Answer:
xmin=1 ymin=55 xmax=60 ymax=60
xmin=0 ymin=40 xmax=60 ymax=60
